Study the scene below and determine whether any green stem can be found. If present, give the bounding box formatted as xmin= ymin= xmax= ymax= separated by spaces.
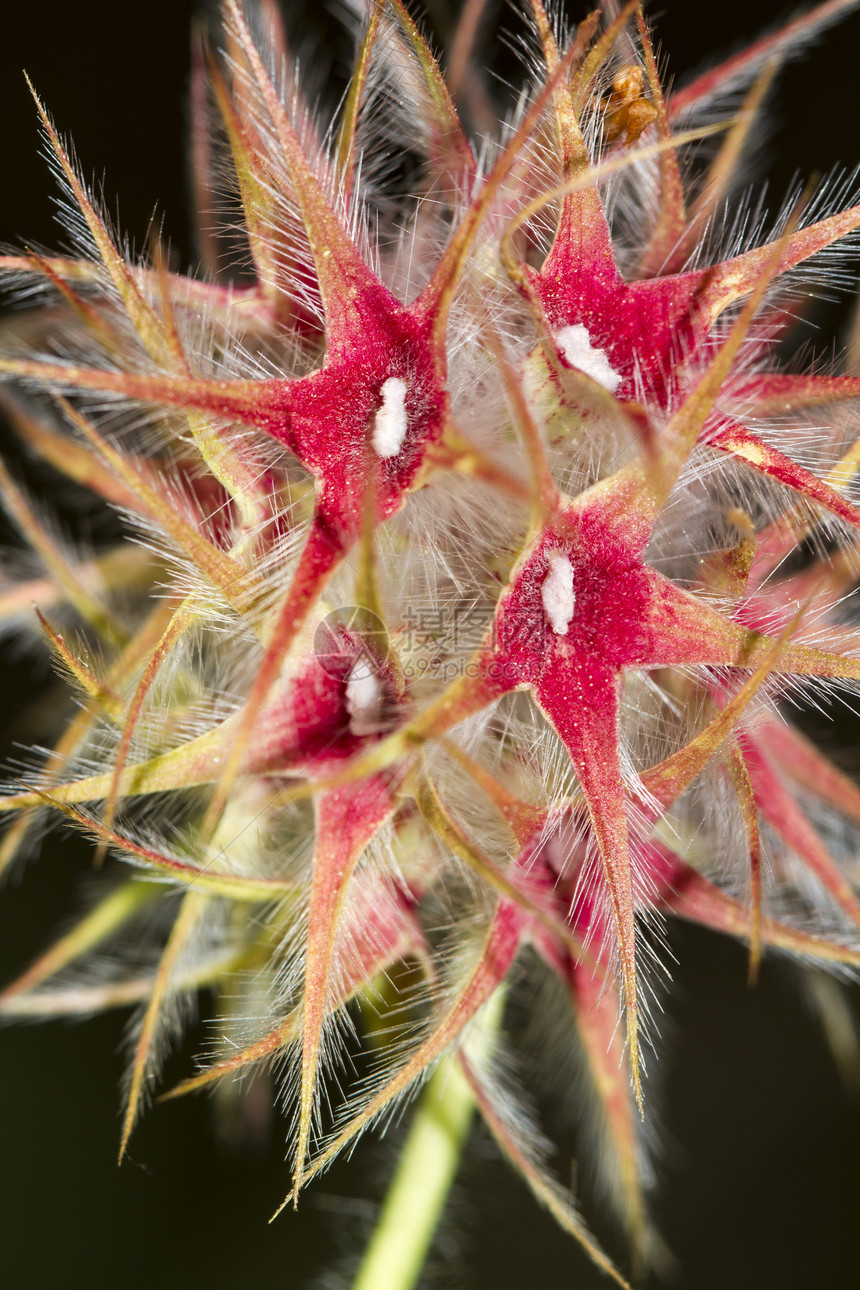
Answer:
xmin=351 ymin=1054 xmax=473 ymax=1290
xmin=351 ymin=988 xmax=505 ymax=1290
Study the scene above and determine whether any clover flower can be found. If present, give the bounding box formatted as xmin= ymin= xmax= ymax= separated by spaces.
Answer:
xmin=3 ymin=2 xmax=860 ymax=1285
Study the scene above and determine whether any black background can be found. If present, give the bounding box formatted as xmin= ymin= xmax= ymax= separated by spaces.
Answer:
xmin=2 ymin=2 xmax=860 ymax=1287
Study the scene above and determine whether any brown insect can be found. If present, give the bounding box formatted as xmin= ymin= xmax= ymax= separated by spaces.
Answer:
xmin=602 ymin=66 xmax=657 ymax=145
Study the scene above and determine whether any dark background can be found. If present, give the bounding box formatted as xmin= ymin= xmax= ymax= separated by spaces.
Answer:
xmin=2 ymin=2 xmax=860 ymax=1287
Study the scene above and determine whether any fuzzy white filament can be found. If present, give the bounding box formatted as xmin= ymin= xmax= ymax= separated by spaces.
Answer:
xmin=542 ymin=553 xmax=576 ymax=636
xmin=372 ymin=376 xmax=409 ymax=458
xmin=345 ymin=659 xmax=384 ymax=736
xmin=554 ymin=324 xmax=622 ymax=393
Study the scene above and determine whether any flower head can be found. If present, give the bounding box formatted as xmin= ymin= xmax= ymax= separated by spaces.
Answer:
xmin=3 ymin=1 xmax=860 ymax=1282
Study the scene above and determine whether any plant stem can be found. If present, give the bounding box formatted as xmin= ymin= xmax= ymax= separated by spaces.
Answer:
xmin=350 ymin=1054 xmax=473 ymax=1290
xmin=351 ymin=988 xmax=505 ymax=1290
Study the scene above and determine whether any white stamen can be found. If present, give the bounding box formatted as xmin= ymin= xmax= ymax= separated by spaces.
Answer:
xmin=542 ymin=552 xmax=576 ymax=636
xmin=372 ymin=376 xmax=409 ymax=458
xmin=345 ymin=658 xmax=384 ymax=736
xmin=554 ymin=324 xmax=622 ymax=393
